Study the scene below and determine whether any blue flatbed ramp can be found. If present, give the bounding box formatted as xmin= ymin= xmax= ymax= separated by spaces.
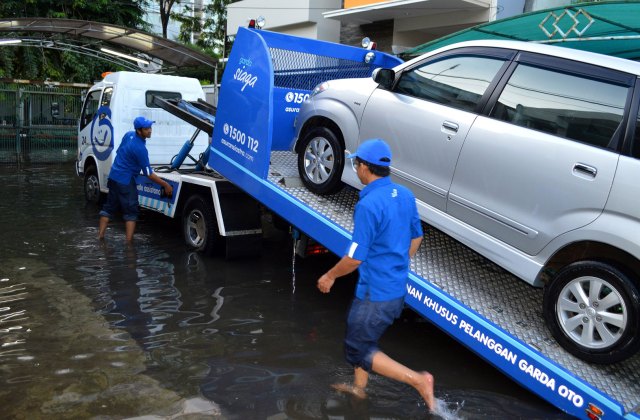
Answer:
xmin=183 ymin=27 xmax=640 ymax=419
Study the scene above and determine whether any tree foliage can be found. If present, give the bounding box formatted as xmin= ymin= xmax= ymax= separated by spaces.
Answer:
xmin=171 ymin=0 xmax=236 ymax=83
xmin=157 ymin=0 xmax=179 ymax=39
xmin=0 ymin=0 xmax=149 ymax=82
xmin=174 ymin=0 xmax=235 ymax=58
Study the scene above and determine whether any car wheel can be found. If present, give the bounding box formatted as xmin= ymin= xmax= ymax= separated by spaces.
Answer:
xmin=83 ymin=165 xmax=102 ymax=204
xmin=543 ymin=261 xmax=640 ymax=364
xmin=183 ymin=195 xmax=221 ymax=256
xmin=297 ymin=126 xmax=344 ymax=195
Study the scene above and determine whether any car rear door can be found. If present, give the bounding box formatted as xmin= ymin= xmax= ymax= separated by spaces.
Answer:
xmin=447 ymin=53 xmax=635 ymax=255
xmin=358 ymin=48 xmax=514 ymax=212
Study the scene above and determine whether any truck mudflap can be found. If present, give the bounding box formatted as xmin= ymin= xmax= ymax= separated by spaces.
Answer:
xmin=164 ymin=27 xmax=640 ymax=419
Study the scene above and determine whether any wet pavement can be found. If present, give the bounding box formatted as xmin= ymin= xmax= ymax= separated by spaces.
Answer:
xmin=0 ymin=165 xmax=571 ymax=419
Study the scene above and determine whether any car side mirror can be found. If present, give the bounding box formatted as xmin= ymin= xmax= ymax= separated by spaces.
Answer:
xmin=373 ymin=68 xmax=395 ymax=90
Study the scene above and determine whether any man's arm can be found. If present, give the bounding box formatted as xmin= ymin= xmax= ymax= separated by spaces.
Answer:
xmin=317 ymin=255 xmax=362 ymax=293
xmin=409 ymin=237 xmax=422 ymax=258
xmin=148 ymin=172 xmax=173 ymax=197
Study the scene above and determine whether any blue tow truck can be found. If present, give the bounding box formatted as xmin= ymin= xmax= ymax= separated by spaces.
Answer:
xmin=120 ymin=27 xmax=640 ymax=419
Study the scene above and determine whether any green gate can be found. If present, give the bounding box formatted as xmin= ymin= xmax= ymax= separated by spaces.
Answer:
xmin=0 ymin=80 xmax=90 ymax=165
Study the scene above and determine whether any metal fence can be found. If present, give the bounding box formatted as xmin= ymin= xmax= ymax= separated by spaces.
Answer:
xmin=0 ymin=80 xmax=90 ymax=165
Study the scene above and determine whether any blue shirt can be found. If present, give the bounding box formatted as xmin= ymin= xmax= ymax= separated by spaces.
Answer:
xmin=346 ymin=177 xmax=423 ymax=301
xmin=109 ymin=131 xmax=153 ymax=185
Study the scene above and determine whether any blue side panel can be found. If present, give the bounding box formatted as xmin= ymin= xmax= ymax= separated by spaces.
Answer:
xmin=211 ymin=28 xmax=274 ymax=179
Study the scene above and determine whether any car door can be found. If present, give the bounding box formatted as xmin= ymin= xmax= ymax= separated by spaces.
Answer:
xmin=358 ymin=48 xmax=513 ymax=212
xmin=447 ymin=53 xmax=634 ymax=255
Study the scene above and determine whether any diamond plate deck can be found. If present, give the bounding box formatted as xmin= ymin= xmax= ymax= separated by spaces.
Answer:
xmin=269 ymin=151 xmax=640 ymax=414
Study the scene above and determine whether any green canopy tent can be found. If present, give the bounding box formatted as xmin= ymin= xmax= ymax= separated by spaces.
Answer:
xmin=400 ymin=1 xmax=640 ymax=61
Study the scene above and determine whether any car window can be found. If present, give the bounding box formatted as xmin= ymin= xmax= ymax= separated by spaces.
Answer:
xmin=394 ymin=55 xmax=506 ymax=113
xmin=80 ymin=90 xmax=102 ymax=130
xmin=491 ymin=64 xmax=629 ymax=150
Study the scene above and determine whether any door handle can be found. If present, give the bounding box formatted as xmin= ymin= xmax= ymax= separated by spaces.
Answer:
xmin=442 ymin=121 xmax=459 ymax=133
xmin=573 ymin=163 xmax=597 ymax=178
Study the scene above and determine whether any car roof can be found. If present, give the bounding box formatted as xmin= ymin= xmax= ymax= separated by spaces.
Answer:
xmin=404 ymin=39 xmax=640 ymax=76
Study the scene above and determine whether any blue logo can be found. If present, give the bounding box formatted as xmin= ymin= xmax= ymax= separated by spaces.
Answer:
xmin=90 ymin=106 xmax=114 ymax=161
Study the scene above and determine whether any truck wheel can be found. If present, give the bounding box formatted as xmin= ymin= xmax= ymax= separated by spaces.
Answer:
xmin=297 ymin=126 xmax=344 ymax=195
xmin=543 ymin=261 xmax=640 ymax=364
xmin=84 ymin=165 xmax=102 ymax=204
xmin=183 ymin=195 xmax=221 ymax=256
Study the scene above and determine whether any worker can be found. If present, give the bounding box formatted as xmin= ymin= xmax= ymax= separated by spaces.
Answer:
xmin=98 ymin=116 xmax=173 ymax=242
xmin=317 ymin=138 xmax=435 ymax=411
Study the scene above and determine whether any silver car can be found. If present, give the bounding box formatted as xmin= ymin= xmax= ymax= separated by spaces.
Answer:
xmin=292 ymin=39 xmax=640 ymax=364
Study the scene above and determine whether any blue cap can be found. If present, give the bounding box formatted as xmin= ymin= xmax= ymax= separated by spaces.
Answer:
xmin=347 ymin=138 xmax=392 ymax=167
xmin=133 ymin=116 xmax=155 ymax=129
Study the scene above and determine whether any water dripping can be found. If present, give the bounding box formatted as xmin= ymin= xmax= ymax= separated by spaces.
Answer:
xmin=291 ymin=234 xmax=296 ymax=294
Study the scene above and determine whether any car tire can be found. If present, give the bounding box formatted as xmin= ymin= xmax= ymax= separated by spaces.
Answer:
xmin=543 ymin=261 xmax=640 ymax=364
xmin=297 ymin=126 xmax=344 ymax=195
xmin=83 ymin=165 xmax=103 ymax=204
xmin=183 ymin=195 xmax=221 ymax=256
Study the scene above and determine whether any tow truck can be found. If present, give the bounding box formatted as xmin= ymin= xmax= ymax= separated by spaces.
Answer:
xmin=79 ymin=25 xmax=640 ymax=419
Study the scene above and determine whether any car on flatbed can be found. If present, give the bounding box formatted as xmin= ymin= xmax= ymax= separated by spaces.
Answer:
xmin=291 ymin=39 xmax=640 ymax=364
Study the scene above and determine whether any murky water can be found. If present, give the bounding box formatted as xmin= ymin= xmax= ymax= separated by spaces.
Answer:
xmin=0 ymin=165 xmax=571 ymax=419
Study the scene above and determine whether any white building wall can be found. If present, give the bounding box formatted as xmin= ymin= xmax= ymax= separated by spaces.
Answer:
xmin=525 ymin=0 xmax=572 ymax=12
xmin=226 ymin=0 xmax=341 ymax=41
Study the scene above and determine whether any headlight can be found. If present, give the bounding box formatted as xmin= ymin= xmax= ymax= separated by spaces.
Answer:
xmin=310 ymin=81 xmax=330 ymax=98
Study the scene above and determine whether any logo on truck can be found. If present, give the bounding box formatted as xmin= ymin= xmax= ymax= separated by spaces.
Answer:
xmin=234 ymin=56 xmax=258 ymax=91
xmin=91 ymin=106 xmax=114 ymax=161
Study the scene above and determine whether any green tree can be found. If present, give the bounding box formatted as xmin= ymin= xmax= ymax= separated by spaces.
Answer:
xmin=0 ymin=0 xmax=149 ymax=82
xmin=158 ymin=0 xmax=179 ymax=38
xmin=175 ymin=0 xmax=235 ymax=58
xmin=171 ymin=0 xmax=236 ymax=83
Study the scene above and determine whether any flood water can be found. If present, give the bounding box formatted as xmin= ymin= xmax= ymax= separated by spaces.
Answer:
xmin=0 ymin=165 xmax=571 ymax=419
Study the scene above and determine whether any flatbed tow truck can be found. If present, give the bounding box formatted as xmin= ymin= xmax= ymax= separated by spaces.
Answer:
xmin=142 ymin=27 xmax=640 ymax=419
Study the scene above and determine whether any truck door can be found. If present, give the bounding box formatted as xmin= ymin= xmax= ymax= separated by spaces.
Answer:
xmin=79 ymin=87 xmax=114 ymax=188
xmin=78 ymin=89 xmax=102 ymax=165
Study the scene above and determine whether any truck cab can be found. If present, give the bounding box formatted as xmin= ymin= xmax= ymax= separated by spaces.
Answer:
xmin=76 ymin=71 xmax=209 ymax=203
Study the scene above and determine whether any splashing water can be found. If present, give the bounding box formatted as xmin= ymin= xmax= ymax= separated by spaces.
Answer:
xmin=432 ymin=397 xmax=465 ymax=420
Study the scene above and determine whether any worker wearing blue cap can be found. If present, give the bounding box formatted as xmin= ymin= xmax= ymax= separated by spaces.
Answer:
xmin=98 ymin=116 xmax=173 ymax=241
xmin=317 ymin=138 xmax=435 ymax=411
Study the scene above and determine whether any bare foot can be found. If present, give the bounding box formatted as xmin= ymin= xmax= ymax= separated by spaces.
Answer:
xmin=416 ymin=371 xmax=435 ymax=411
xmin=331 ymin=382 xmax=367 ymax=399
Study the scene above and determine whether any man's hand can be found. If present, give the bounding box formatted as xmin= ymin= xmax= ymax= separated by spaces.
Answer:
xmin=317 ymin=255 xmax=361 ymax=294
xmin=317 ymin=273 xmax=336 ymax=293
xmin=164 ymin=183 xmax=173 ymax=198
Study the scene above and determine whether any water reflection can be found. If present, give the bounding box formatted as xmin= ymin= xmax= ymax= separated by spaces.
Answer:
xmin=78 ymin=241 xmax=226 ymax=355
xmin=0 ymin=166 xmax=572 ymax=419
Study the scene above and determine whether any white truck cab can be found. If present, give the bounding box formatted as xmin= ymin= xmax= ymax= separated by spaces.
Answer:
xmin=76 ymin=71 xmax=262 ymax=258
xmin=76 ymin=71 xmax=209 ymax=202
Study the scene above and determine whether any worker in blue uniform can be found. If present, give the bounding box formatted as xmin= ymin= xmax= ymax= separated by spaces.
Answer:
xmin=98 ymin=116 xmax=173 ymax=242
xmin=317 ymin=138 xmax=435 ymax=411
